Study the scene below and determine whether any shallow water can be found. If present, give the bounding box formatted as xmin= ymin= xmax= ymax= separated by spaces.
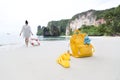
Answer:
xmin=0 ymin=33 xmax=70 ymax=46
xmin=37 ymin=36 xmax=70 ymax=41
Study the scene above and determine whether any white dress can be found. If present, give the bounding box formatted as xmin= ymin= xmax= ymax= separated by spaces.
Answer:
xmin=21 ymin=25 xmax=32 ymax=38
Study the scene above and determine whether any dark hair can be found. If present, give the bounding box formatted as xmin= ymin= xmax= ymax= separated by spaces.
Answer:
xmin=25 ymin=20 xmax=28 ymax=25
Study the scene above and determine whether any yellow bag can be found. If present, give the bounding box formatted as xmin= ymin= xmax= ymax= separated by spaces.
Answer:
xmin=78 ymin=44 xmax=94 ymax=57
xmin=62 ymin=53 xmax=70 ymax=60
xmin=70 ymin=30 xmax=95 ymax=58
xmin=57 ymin=52 xmax=70 ymax=61
xmin=57 ymin=57 xmax=70 ymax=68
xmin=56 ymin=52 xmax=71 ymax=68
xmin=70 ymin=30 xmax=86 ymax=46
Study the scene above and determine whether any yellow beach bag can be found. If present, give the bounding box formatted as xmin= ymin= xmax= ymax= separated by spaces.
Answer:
xmin=56 ymin=52 xmax=71 ymax=68
xmin=70 ymin=30 xmax=95 ymax=58
xmin=57 ymin=57 xmax=70 ymax=68
xmin=78 ymin=44 xmax=94 ymax=57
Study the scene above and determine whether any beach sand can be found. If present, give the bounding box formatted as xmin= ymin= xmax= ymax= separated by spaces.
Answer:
xmin=0 ymin=37 xmax=120 ymax=80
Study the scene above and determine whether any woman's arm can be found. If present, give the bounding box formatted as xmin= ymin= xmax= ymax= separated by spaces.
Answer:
xmin=20 ymin=26 xmax=24 ymax=36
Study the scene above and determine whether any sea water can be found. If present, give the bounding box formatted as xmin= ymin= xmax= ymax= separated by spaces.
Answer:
xmin=0 ymin=32 xmax=70 ymax=46
xmin=0 ymin=33 xmax=22 ymax=46
xmin=37 ymin=36 xmax=70 ymax=41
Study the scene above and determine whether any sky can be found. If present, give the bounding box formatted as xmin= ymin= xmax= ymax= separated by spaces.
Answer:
xmin=0 ymin=0 xmax=120 ymax=34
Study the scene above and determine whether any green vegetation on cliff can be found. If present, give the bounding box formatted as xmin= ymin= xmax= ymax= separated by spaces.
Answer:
xmin=79 ymin=5 xmax=120 ymax=36
xmin=39 ymin=19 xmax=69 ymax=36
xmin=47 ymin=19 xmax=69 ymax=35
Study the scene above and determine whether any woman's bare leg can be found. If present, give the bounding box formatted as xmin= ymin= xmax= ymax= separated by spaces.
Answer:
xmin=25 ymin=38 xmax=29 ymax=47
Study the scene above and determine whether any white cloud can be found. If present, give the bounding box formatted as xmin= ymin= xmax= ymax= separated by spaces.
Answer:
xmin=95 ymin=0 xmax=120 ymax=10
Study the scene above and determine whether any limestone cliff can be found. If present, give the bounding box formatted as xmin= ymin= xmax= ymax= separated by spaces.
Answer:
xmin=66 ymin=10 xmax=106 ymax=35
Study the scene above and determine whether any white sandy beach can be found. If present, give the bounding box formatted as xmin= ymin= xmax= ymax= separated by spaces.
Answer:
xmin=0 ymin=37 xmax=120 ymax=80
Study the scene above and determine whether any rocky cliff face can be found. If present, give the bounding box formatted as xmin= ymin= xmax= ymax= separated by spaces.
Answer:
xmin=66 ymin=10 xmax=105 ymax=35
xmin=70 ymin=10 xmax=96 ymax=30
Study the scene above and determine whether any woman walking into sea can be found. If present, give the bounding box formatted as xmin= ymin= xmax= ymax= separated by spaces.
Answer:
xmin=20 ymin=20 xmax=33 ymax=47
